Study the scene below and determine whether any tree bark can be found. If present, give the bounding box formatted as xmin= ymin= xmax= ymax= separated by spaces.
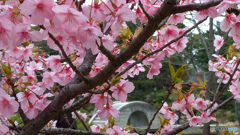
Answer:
xmin=203 ymin=17 xmax=214 ymax=135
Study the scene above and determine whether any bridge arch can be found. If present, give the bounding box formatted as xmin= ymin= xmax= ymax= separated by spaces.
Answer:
xmin=89 ymin=101 xmax=161 ymax=129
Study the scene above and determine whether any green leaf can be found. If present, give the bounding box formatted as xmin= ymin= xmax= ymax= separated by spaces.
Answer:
xmin=168 ymin=61 xmax=175 ymax=80
xmin=111 ymin=76 xmax=121 ymax=84
xmin=0 ymin=62 xmax=12 ymax=79
xmin=157 ymin=114 xmax=163 ymax=125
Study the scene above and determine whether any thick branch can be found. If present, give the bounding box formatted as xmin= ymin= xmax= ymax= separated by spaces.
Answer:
xmin=61 ymin=94 xmax=92 ymax=115
xmin=40 ymin=128 xmax=107 ymax=135
xmin=172 ymin=0 xmax=222 ymax=14
xmin=20 ymin=50 xmax=96 ymax=135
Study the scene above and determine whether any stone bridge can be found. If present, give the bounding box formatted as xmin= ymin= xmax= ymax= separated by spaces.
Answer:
xmin=89 ymin=101 xmax=161 ymax=130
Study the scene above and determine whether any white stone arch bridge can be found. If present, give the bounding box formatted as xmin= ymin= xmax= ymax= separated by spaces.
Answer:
xmin=89 ymin=101 xmax=161 ymax=130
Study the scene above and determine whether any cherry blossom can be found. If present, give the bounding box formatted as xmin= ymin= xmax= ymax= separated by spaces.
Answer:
xmin=110 ymin=79 xmax=135 ymax=102
xmin=90 ymin=92 xmax=113 ymax=109
xmin=91 ymin=124 xmax=102 ymax=132
xmin=0 ymin=89 xmax=19 ymax=118
xmin=189 ymin=116 xmax=202 ymax=126
xmin=98 ymin=105 xmax=120 ymax=120
xmin=19 ymin=0 xmax=55 ymax=25
xmin=213 ymin=35 xmax=224 ymax=51
xmin=106 ymin=125 xmax=127 ymax=135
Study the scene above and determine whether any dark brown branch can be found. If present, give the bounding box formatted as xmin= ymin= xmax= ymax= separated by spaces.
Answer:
xmin=40 ymin=128 xmax=107 ymax=135
xmin=163 ymin=122 xmax=190 ymax=135
xmin=61 ymin=94 xmax=92 ymax=115
xmin=145 ymin=85 xmax=174 ymax=134
xmin=74 ymin=111 xmax=90 ymax=131
xmin=96 ymin=40 xmax=116 ymax=62
xmin=211 ymin=96 xmax=234 ymax=114
xmin=172 ymin=0 xmax=222 ymax=14
xmin=74 ymin=0 xmax=86 ymax=12
xmin=116 ymin=18 xmax=207 ymax=78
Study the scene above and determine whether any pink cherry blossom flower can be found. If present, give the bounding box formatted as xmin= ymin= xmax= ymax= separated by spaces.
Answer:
xmin=229 ymin=16 xmax=240 ymax=36
xmin=220 ymin=13 xmax=236 ymax=32
xmin=107 ymin=4 xmax=135 ymax=36
xmin=0 ymin=19 xmax=14 ymax=49
xmin=42 ymin=71 xmax=58 ymax=89
xmin=52 ymin=5 xmax=88 ymax=26
xmin=0 ymin=89 xmax=19 ymax=118
xmin=173 ymin=37 xmax=189 ymax=53
xmin=214 ymin=35 xmax=224 ymax=51
xmin=132 ymin=64 xmax=145 ymax=76
xmin=90 ymin=92 xmax=113 ymax=109
xmin=171 ymin=100 xmax=186 ymax=111
xmin=189 ymin=116 xmax=202 ymax=126
xmin=22 ymin=103 xmax=38 ymax=119
xmin=110 ymin=79 xmax=135 ymax=102
xmin=17 ymin=89 xmax=38 ymax=108
xmin=167 ymin=13 xmax=185 ymax=25
xmin=161 ymin=124 xmax=173 ymax=134
xmin=159 ymin=102 xmax=169 ymax=114
xmin=160 ymin=25 xmax=179 ymax=42
xmin=14 ymin=23 xmax=42 ymax=46
xmin=47 ymin=55 xmax=62 ymax=72
xmin=147 ymin=63 xmax=162 ymax=79
xmin=192 ymin=98 xmax=207 ymax=110
xmin=106 ymin=125 xmax=127 ymax=135
xmin=19 ymin=0 xmax=55 ymax=25
xmin=91 ymin=125 xmax=102 ymax=132
xmin=35 ymin=93 xmax=53 ymax=111
xmin=194 ymin=7 xmax=219 ymax=20
xmin=26 ymin=61 xmax=44 ymax=71
xmin=98 ymin=105 xmax=119 ymax=120
xmin=82 ymin=3 xmax=107 ymax=22
xmin=0 ymin=123 xmax=9 ymax=135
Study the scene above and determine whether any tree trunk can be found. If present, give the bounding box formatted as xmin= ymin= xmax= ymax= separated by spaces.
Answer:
xmin=203 ymin=17 xmax=214 ymax=135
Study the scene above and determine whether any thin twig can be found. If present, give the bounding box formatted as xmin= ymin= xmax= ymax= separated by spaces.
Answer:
xmin=213 ymin=74 xmax=225 ymax=101
xmin=164 ymin=96 xmax=234 ymax=135
xmin=39 ymin=25 xmax=89 ymax=83
xmin=8 ymin=80 xmax=30 ymax=125
xmin=116 ymin=18 xmax=207 ymax=78
xmin=61 ymin=94 xmax=92 ymax=115
xmin=74 ymin=111 xmax=90 ymax=131
xmin=96 ymin=40 xmax=116 ymax=62
xmin=145 ymin=85 xmax=174 ymax=134
xmin=139 ymin=0 xmax=152 ymax=20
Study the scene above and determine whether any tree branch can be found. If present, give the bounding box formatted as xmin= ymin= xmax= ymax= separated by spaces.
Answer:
xmin=145 ymin=85 xmax=175 ymax=134
xmin=40 ymin=128 xmax=107 ymax=135
xmin=116 ymin=18 xmax=207 ymax=78
xmin=205 ymin=59 xmax=240 ymax=111
xmin=60 ymin=94 xmax=92 ymax=115
xmin=74 ymin=111 xmax=90 ymax=131
xmin=139 ymin=0 xmax=152 ymax=20
xmin=96 ymin=40 xmax=116 ymax=62
xmin=172 ymin=0 xmax=222 ymax=14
